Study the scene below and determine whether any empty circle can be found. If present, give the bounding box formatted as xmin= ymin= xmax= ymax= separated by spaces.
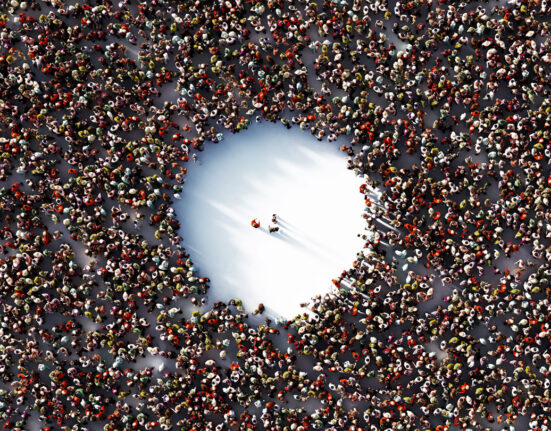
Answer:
xmin=178 ymin=123 xmax=366 ymax=318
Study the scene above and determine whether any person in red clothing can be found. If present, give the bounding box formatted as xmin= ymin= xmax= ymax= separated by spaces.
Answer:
xmin=251 ymin=218 xmax=260 ymax=228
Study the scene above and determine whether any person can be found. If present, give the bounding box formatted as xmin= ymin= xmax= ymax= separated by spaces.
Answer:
xmin=251 ymin=218 xmax=260 ymax=228
xmin=269 ymin=213 xmax=279 ymax=231
xmin=253 ymin=303 xmax=265 ymax=315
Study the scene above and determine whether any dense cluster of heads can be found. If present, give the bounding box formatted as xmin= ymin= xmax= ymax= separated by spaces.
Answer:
xmin=0 ymin=0 xmax=550 ymax=429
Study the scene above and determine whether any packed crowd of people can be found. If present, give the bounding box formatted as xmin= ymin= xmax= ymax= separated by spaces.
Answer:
xmin=0 ymin=0 xmax=550 ymax=429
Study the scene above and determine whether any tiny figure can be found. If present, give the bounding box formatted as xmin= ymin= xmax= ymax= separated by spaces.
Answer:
xmin=251 ymin=218 xmax=260 ymax=228
xmin=268 ymin=214 xmax=279 ymax=232
xmin=253 ymin=303 xmax=265 ymax=315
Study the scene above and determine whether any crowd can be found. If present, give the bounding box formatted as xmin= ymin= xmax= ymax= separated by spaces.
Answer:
xmin=0 ymin=0 xmax=550 ymax=429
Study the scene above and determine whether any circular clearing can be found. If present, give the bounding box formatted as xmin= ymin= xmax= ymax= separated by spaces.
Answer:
xmin=179 ymin=123 xmax=366 ymax=318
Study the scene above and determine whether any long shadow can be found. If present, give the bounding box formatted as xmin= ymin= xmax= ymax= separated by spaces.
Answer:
xmin=277 ymin=218 xmax=339 ymax=264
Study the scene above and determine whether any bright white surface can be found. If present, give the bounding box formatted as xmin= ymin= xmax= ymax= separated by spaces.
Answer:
xmin=178 ymin=123 xmax=366 ymax=318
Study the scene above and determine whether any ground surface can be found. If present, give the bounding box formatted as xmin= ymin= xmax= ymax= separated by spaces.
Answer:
xmin=179 ymin=122 xmax=366 ymax=318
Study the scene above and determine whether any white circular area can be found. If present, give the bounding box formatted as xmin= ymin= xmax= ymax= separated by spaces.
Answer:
xmin=179 ymin=123 xmax=366 ymax=318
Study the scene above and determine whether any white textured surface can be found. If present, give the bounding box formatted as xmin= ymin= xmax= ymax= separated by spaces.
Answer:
xmin=178 ymin=123 xmax=366 ymax=318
